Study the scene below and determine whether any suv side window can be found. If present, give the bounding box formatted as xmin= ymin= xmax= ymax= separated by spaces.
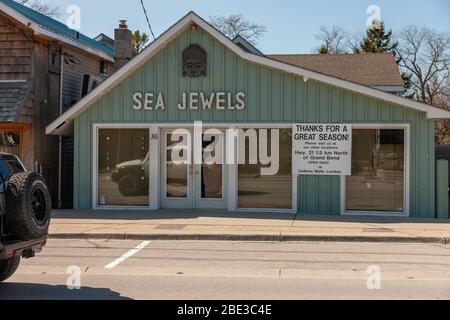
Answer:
xmin=0 ymin=160 xmax=11 ymax=181
xmin=6 ymin=159 xmax=25 ymax=175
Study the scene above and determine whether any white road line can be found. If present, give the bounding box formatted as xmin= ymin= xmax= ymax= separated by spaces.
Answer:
xmin=105 ymin=241 xmax=151 ymax=269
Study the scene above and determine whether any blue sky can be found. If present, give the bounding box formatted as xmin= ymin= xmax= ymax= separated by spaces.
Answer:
xmin=55 ymin=0 xmax=450 ymax=54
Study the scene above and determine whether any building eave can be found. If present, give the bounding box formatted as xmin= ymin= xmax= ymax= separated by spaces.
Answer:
xmin=34 ymin=25 xmax=114 ymax=62
xmin=371 ymin=85 xmax=406 ymax=93
xmin=0 ymin=2 xmax=114 ymax=62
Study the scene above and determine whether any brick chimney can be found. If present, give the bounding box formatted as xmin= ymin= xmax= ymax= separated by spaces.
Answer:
xmin=114 ymin=20 xmax=132 ymax=70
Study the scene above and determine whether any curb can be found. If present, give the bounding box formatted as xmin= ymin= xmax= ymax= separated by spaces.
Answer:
xmin=48 ymin=233 xmax=449 ymax=244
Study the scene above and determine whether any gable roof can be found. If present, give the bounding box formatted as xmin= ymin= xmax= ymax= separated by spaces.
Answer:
xmin=0 ymin=80 xmax=32 ymax=122
xmin=46 ymin=11 xmax=450 ymax=135
xmin=268 ymin=53 xmax=404 ymax=89
xmin=0 ymin=0 xmax=114 ymax=61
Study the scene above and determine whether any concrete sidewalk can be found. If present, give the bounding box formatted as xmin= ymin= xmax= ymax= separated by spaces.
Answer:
xmin=49 ymin=210 xmax=450 ymax=244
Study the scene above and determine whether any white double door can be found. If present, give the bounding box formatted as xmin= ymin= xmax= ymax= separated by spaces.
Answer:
xmin=160 ymin=128 xmax=227 ymax=209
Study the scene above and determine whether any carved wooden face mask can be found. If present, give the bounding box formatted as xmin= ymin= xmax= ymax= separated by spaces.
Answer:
xmin=182 ymin=44 xmax=207 ymax=77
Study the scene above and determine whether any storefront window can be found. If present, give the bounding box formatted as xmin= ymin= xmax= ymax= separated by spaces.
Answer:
xmin=0 ymin=131 xmax=21 ymax=158
xmin=238 ymin=129 xmax=293 ymax=210
xmin=346 ymin=129 xmax=405 ymax=212
xmin=97 ymin=129 xmax=149 ymax=207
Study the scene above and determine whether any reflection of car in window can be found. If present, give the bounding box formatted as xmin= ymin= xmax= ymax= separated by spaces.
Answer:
xmin=111 ymin=153 xmax=149 ymax=196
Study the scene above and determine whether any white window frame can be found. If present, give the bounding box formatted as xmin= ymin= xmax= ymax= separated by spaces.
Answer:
xmin=340 ymin=123 xmax=410 ymax=217
xmin=230 ymin=124 xmax=298 ymax=214
xmin=197 ymin=130 xmax=226 ymax=202
xmin=92 ymin=123 xmax=157 ymax=210
xmin=162 ymin=130 xmax=192 ymax=201
xmin=161 ymin=127 xmax=227 ymax=209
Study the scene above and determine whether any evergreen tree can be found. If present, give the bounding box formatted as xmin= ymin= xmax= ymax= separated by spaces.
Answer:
xmin=361 ymin=20 xmax=412 ymax=96
xmin=360 ymin=20 xmax=398 ymax=53
xmin=132 ymin=30 xmax=150 ymax=56
xmin=318 ymin=45 xmax=329 ymax=54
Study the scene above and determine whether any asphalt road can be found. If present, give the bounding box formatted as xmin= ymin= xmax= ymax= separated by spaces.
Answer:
xmin=0 ymin=239 xmax=449 ymax=300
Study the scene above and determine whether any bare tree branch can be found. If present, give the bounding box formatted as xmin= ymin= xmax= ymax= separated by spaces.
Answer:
xmin=314 ymin=26 xmax=348 ymax=54
xmin=396 ymin=25 xmax=450 ymax=106
xmin=17 ymin=0 xmax=61 ymax=18
xmin=396 ymin=26 xmax=450 ymax=143
xmin=314 ymin=26 xmax=363 ymax=54
xmin=209 ymin=14 xmax=266 ymax=46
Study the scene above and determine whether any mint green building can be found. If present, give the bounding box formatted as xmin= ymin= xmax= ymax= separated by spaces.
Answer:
xmin=47 ymin=12 xmax=450 ymax=219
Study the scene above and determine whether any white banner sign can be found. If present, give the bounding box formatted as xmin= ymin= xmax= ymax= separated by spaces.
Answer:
xmin=293 ymin=124 xmax=352 ymax=176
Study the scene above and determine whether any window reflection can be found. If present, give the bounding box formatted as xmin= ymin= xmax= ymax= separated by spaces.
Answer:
xmin=238 ymin=129 xmax=293 ymax=209
xmin=201 ymin=133 xmax=223 ymax=199
xmin=346 ymin=129 xmax=405 ymax=212
xmin=166 ymin=133 xmax=189 ymax=198
xmin=98 ymin=129 xmax=149 ymax=206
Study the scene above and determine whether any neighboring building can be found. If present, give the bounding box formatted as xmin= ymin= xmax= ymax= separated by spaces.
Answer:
xmin=234 ymin=36 xmax=405 ymax=94
xmin=46 ymin=12 xmax=450 ymax=218
xmin=94 ymin=33 xmax=115 ymax=50
xmin=268 ymin=53 xmax=406 ymax=94
xmin=0 ymin=0 xmax=133 ymax=208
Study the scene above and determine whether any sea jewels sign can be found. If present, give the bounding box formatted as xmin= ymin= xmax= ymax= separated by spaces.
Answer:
xmin=132 ymin=92 xmax=246 ymax=111
xmin=293 ymin=124 xmax=352 ymax=176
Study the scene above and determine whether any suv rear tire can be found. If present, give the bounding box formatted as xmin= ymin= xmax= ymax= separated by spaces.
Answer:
xmin=0 ymin=256 xmax=20 ymax=282
xmin=6 ymin=172 xmax=52 ymax=241
xmin=118 ymin=175 xmax=139 ymax=196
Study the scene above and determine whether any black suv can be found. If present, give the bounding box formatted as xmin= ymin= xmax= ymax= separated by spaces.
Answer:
xmin=0 ymin=153 xmax=51 ymax=282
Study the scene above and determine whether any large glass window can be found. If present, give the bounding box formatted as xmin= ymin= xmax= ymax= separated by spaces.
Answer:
xmin=238 ymin=128 xmax=293 ymax=210
xmin=97 ymin=129 xmax=149 ymax=207
xmin=346 ymin=129 xmax=405 ymax=213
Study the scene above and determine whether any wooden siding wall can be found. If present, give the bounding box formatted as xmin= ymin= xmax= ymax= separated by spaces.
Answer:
xmin=0 ymin=13 xmax=33 ymax=118
xmin=0 ymin=13 xmax=32 ymax=79
xmin=73 ymin=27 xmax=437 ymax=218
xmin=0 ymin=13 xmax=112 ymax=208
xmin=60 ymin=47 xmax=111 ymax=208
xmin=31 ymin=39 xmax=59 ymax=206
xmin=62 ymin=47 xmax=110 ymax=112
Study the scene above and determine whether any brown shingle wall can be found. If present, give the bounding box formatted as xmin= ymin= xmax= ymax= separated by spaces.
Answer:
xmin=0 ymin=12 xmax=33 ymax=80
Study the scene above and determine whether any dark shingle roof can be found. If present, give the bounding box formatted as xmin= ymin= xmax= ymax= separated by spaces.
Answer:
xmin=0 ymin=0 xmax=113 ymax=57
xmin=267 ymin=53 xmax=404 ymax=87
xmin=0 ymin=80 xmax=32 ymax=122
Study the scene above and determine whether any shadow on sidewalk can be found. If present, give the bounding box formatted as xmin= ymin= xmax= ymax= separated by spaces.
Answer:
xmin=53 ymin=209 xmax=295 ymax=221
xmin=0 ymin=282 xmax=132 ymax=300
xmin=52 ymin=209 xmax=450 ymax=225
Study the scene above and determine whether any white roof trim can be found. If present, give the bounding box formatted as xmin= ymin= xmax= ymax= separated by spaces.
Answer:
xmin=371 ymin=85 xmax=405 ymax=93
xmin=233 ymin=35 xmax=264 ymax=56
xmin=46 ymin=12 xmax=450 ymax=135
xmin=0 ymin=2 xmax=114 ymax=62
